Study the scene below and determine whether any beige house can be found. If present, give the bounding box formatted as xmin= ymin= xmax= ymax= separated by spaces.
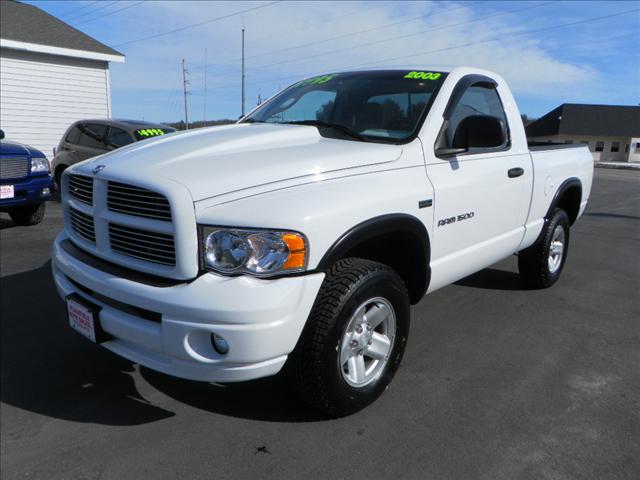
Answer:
xmin=526 ymin=104 xmax=640 ymax=163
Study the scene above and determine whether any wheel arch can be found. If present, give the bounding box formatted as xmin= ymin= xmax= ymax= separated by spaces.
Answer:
xmin=316 ymin=214 xmax=430 ymax=304
xmin=547 ymin=177 xmax=582 ymax=225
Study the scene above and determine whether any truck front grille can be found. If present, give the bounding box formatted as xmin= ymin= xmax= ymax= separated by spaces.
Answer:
xmin=0 ymin=157 xmax=29 ymax=180
xmin=68 ymin=174 xmax=94 ymax=205
xmin=107 ymin=181 xmax=171 ymax=221
xmin=69 ymin=207 xmax=96 ymax=243
xmin=109 ymin=223 xmax=176 ymax=266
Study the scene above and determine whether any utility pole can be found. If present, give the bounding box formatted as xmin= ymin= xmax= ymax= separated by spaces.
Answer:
xmin=182 ymin=58 xmax=190 ymax=129
xmin=241 ymin=27 xmax=246 ymax=116
xmin=203 ymin=48 xmax=207 ymax=123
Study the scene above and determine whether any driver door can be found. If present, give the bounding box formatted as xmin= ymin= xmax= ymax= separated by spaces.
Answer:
xmin=424 ymin=79 xmax=532 ymax=290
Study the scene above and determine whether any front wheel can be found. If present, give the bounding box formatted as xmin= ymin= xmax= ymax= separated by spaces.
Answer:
xmin=8 ymin=202 xmax=46 ymax=226
xmin=288 ymin=258 xmax=410 ymax=417
xmin=518 ymin=208 xmax=570 ymax=288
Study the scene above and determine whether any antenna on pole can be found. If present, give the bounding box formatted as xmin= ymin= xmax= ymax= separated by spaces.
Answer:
xmin=182 ymin=58 xmax=190 ymax=129
xmin=203 ymin=48 xmax=207 ymax=123
xmin=241 ymin=27 xmax=246 ymax=116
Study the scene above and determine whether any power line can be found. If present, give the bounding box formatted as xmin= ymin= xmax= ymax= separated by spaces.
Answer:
xmin=113 ymin=1 xmax=282 ymax=48
xmin=244 ymin=1 xmax=554 ymax=73
xmin=206 ymin=6 xmax=639 ymax=93
xmin=346 ymin=6 xmax=640 ymax=71
xmin=60 ymin=0 xmax=100 ymax=20
xmin=64 ymin=1 xmax=118 ymax=22
xmin=73 ymin=1 xmax=145 ymax=26
xmin=191 ymin=1 xmax=481 ymax=70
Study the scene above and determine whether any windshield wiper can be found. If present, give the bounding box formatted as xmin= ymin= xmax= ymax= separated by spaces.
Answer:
xmin=283 ymin=120 xmax=367 ymax=142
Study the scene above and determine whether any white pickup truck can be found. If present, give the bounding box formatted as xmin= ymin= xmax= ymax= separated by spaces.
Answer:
xmin=52 ymin=67 xmax=593 ymax=416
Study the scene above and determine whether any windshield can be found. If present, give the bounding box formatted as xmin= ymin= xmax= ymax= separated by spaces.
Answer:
xmin=243 ymin=70 xmax=447 ymax=143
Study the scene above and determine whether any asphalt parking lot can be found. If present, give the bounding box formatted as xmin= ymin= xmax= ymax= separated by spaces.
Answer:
xmin=1 ymin=168 xmax=638 ymax=480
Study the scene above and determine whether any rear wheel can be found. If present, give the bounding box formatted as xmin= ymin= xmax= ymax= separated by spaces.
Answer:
xmin=289 ymin=258 xmax=410 ymax=417
xmin=518 ymin=208 xmax=570 ymax=288
xmin=8 ymin=202 xmax=46 ymax=226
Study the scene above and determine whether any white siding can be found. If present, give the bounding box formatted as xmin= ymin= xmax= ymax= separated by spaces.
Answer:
xmin=0 ymin=48 xmax=110 ymax=157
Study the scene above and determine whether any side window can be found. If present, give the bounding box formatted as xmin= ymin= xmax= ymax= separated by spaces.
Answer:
xmin=65 ymin=125 xmax=81 ymax=145
xmin=105 ymin=127 xmax=133 ymax=149
xmin=78 ymin=123 xmax=108 ymax=150
xmin=446 ymin=84 xmax=509 ymax=147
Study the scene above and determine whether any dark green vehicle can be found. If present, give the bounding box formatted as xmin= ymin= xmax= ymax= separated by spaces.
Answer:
xmin=51 ymin=119 xmax=176 ymax=186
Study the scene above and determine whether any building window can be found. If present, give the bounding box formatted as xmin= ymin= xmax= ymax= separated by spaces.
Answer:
xmin=565 ymin=140 xmax=573 ymax=144
xmin=635 ymin=143 xmax=640 ymax=153
xmin=595 ymin=141 xmax=604 ymax=152
xmin=611 ymin=141 xmax=620 ymax=152
xmin=581 ymin=140 xmax=589 ymax=146
xmin=626 ymin=144 xmax=630 ymax=153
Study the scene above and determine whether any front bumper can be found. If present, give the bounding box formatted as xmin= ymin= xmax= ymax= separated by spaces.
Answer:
xmin=0 ymin=174 xmax=54 ymax=209
xmin=52 ymin=232 xmax=325 ymax=382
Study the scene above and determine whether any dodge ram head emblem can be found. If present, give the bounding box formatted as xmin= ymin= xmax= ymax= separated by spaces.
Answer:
xmin=93 ymin=165 xmax=105 ymax=175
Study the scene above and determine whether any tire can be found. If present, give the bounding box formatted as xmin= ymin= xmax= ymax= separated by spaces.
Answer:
xmin=288 ymin=258 xmax=410 ymax=417
xmin=54 ymin=165 xmax=67 ymax=188
xmin=8 ymin=202 xmax=46 ymax=226
xmin=518 ymin=208 xmax=570 ymax=289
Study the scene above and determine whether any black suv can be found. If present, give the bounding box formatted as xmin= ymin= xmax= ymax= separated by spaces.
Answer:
xmin=51 ymin=119 xmax=176 ymax=185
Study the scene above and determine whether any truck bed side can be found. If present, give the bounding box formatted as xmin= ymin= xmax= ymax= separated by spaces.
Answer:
xmin=520 ymin=144 xmax=593 ymax=250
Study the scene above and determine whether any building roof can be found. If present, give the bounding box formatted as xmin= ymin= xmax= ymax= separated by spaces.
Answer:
xmin=526 ymin=104 xmax=640 ymax=138
xmin=0 ymin=0 xmax=124 ymax=62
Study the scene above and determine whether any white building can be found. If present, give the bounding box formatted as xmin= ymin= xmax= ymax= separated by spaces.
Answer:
xmin=0 ymin=0 xmax=124 ymax=157
xmin=526 ymin=104 xmax=640 ymax=163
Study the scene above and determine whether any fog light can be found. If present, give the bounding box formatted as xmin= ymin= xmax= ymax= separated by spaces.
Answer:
xmin=211 ymin=333 xmax=229 ymax=355
xmin=41 ymin=187 xmax=50 ymax=196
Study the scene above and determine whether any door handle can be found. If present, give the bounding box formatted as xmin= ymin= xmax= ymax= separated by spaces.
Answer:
xmin=508 ymin=167 xmax=524 ymax=178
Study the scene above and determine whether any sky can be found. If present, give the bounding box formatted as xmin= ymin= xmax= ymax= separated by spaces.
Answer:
xmin=27 ymin=0 xmax=640 ymax=123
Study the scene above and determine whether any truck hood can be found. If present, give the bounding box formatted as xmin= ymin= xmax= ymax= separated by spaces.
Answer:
xmin=81 ymin=123 xmax=402 ymax=202
xmin=0 ymin=139 xmax=44 ymax=158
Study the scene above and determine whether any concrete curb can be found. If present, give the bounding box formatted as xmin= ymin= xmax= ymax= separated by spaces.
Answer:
xmin=595 ymin=162 xmax=640 ymax=171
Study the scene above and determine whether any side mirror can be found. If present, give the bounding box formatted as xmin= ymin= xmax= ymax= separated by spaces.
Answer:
xmin=0 ymin=129 xmax=4 ymax=140
xmin=435 ymin=147 xmax=467 ymax=158
xmin=452 ymin=115 xmax=506 ymax=150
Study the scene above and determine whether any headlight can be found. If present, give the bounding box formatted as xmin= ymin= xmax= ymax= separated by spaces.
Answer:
xmin=201 ymin=227 xmax=308 ymax=277
xmin=30 ymin=157 xmax=50 ymax=174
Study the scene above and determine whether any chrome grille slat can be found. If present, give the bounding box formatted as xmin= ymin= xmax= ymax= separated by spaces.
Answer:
xmin=110 ymin=234 xmax=175 ymax=249
xmin=0 ymin=157 xmax=29 ymax=180
xmin=69 ymin=207 xmax=95 ymax=242
xmin=107 ymin=181 xmax=171 ymax=221
xmin=68 ymin=174 xmax=93 ymax=205
xmin=108 ymin=223 xmax=175 ymax=266
xmin=109 ymin=224 xmax=174 ymax=243
xmin=110 ymin=237 xmax=175 ymax=253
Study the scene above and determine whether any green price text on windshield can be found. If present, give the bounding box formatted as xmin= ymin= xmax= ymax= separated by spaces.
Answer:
xmin=137 ymin=129 xmax=165 ymax=137
xmin=295 ymin=74 xmax=336 ymax=87
xmin=404 ymin=71 xmax=442 ymax=80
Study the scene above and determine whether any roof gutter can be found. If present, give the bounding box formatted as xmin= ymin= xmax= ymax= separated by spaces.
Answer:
xmin=0 ymin=38 xmax=125 ymax=63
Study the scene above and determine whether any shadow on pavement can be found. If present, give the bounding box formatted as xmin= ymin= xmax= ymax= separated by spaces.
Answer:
xmin=140 ymin=367 xmax=325 ymax=423
xmin=584 ymin=212 xmax=640 ymax=221
xmin=455 ymin=267 xmax=525 ymax=291
xmin=0 ymin=261 xmax=174 ymax=426
xmin=1 ymin=261 xmax=324 ymax=424
xmin=0 ymin=215 xmax=15 ymax=230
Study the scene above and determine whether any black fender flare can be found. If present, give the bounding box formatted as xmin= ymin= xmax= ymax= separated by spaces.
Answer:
xmin=317 ymin=214 xmax=431 ymax=301
xmin=545 ymin=177 xmax=582 ymax=221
